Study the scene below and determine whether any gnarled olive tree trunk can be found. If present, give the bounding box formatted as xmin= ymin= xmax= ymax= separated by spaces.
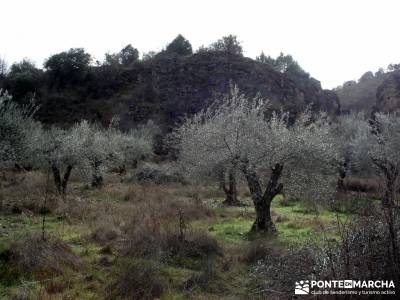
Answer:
xmin=219 ymin=169 xmax=240 ymax=206
xmin=91 ymin=159 xmax=103 ymax=188
xmin=337 ymin=158 xmax=349 ymax=193
xmin=372 ymin=159 xmax=398 ymax=206
xmin=371 ymin=159 xmax=400 ymax=273
xmin=51 ymin=164 xmax=73 ymax=195
xmin=242 ymin=163 xmax=283 ymax=233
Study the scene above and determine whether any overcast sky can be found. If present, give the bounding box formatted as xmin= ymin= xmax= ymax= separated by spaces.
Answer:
xmin=1 ymin=0 xmax=399 ymax=88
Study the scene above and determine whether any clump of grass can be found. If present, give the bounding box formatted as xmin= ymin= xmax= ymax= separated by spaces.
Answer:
xmin=166 ymin=230 xmax=224 ymax=259
xmin=183 ymin=258 xmax=225 ymax=293
xmin=89 ymin=219 xmax=122 ymax=246
xmin=209 ymin=217 xmax=252 ymax=243
xmin=119 ymin=190 xmax=219 ymax=261
xmin=6 ymin=233 xmax=83 ymax=280
xmin=274 ymin=214 xmax=289 ymax=223
xmin=123 ymin=214 xmax=223 ymax=261
xmin=240 ymin=240 xmax=277 ymax=264
xmin=107 ymin=258 xmax=166 ymax=300
xmin=275 ymin=194 xmax=296 ymax=207
xmin=249 ymin=246 xmax=316 ymax=295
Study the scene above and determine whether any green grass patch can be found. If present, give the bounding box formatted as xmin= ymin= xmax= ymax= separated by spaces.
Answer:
xmin=196 ymin=195 xmax=354 ymax=246
xmin=207 ymin=217 xmax=252 ymax=244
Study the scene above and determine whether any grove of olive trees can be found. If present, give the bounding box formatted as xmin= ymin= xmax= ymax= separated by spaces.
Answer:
xmin=2 ymin=83 xmax=400 ymax=298
xmin=0 ymin=92 xmax=154 ymax=195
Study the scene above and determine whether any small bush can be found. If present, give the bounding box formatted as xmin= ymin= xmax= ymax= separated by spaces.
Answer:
xmin=122 ymin=196 xmax=215 ymax=259
xmin=241 ymin=241 xmax=276 ymax=264
xmin=0 ymin=248 xmax=19 ymax=286
xmin=134 ymin=163 xmax=185 ymax=185
xmin=90 ymin=222 xmax=122 ymax=245
xmin=344 ymin=177 xmax=382 ymax=193
xmin=107 ymin=258 xmax=166 ymax=300
xmin=8 ymin=233 xmax=83 ymax=279
xmin=124 ymin=212 xmax=165 ymax=258
xmin=315 ymin=210 xmax=400 ymax=289
xmin=166 ymin=230 xmax=224 ymax=259
xmin=184 ymin=258 xmax=222 ymax=293
xmin=249 ymin=246 xmax=316 ymax=294
xmin=122 ymin=199 xmax=221 ymax=261
xmin=330 ymin=194 xmax=376 ymax=213
xmin=274 ymin=214 xmax=289 ymax=223
xmin=124 ymin=219 xmax=223 ymax=260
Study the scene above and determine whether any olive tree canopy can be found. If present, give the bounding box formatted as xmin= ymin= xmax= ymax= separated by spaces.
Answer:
xmin=174 ymin=87 xmax=337 ymax=233
xmin=0 ymin=90 xmax=38 ymax=170
xmin=365 ymin=113 xmax=400 ymax=206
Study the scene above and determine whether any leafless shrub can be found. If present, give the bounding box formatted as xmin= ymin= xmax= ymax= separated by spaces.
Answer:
xmin=0 ymin=171 xmax=60 ymax=214
xmin=44 ymin=279 xmax=67 ymax=294
xmin=122 ymin=200 xmax=221 ymax=261
xmin=90 ymin=221 xmax=122 ymax=245
xmin=315 ymin=210 xmax=400 ymax=289
xmin=249 ymin=245 xmax=317 ymax=294
xmin=134 ymin=162 xmax=185 ymax=185
xmin=124 ymin=216 xmax=222 ymax=260
xmin=9 ymin=233 xmax=83 ymax=279
xmin=123 ymin=210 xmax=165 ymax=258
xmin=344 ymin=177 xmax=382 ymax=193
xmin=107 ymin=258 xmax=165 ymax=300
xmin=166 ymin=229 xmax=223 ymax=259
xmin=241 ymin=240 xmax=277 ymax=264
xmin=184 ymin=258 xmax=224 ymax=293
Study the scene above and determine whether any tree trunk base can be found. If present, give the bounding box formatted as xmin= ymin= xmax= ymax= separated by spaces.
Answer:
xmin=250 ymin=220 xmax=277 ymax=235
xmin=222 ymin=198 xmax=241 ymax=206
xmin=92 ymin=175 xmax=103 ymax=189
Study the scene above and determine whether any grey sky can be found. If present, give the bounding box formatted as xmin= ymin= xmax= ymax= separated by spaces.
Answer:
xmin=1 ymin=0 xmax=399 ymax=88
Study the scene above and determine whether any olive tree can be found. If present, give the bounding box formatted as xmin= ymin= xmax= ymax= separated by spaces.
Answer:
xmin=27 ymin=122 xmax=90 ymax=194
xmin=117 ymin=127 xmax=155 ymax=172
xmin=174 ymin=87 xmax=337 ymax=233
xmin=79 ymin=120 xmax=154 ymax=188
xmin=333 ymin=113 xmax=371 ymax=192
xmin=28 ymin=119 xmax=153 ymax=193
xmin=0 ymin=90 xmax=38 ymax=171
xmin=0 ymin=57 xmax=8 ymax=76
xmin=217 ymin=165 xmax=240 ymax=206
xmin=348 ymin=112 xmax=400 ymax=273
xmin=366 ymin=113 xmax=400 ymax=206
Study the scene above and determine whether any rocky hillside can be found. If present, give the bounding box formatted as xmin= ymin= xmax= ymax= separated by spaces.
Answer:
xmin=112 ymin=51 xmax=340 ymax=129
xmin=0 ymin=37 xmax=340 ymax=131
xmin=376 ymin=70 xmax=400 ymax=113
xmin=335 ymin=65 xmax=400 ymax=114
xmin=335 ymin=71 xmax=389 ymax=113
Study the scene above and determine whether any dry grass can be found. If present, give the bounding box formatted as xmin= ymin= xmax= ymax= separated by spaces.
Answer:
xmin=9 ymin=233 xmax=83 ymax=279
xmin=122 ymin=200 xmax=221 ymax=259
xmin=107 ymin=258 xmax=165 ymax=300
xmin=74 ymin=181 xmax=217 ymax=262
xmin=0 ymin=171 xmax=61 ymax=214
xmin=240 ymin=240 xmax=277 ymax=264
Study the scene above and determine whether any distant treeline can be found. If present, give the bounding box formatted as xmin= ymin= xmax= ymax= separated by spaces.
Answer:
xmin=0 ymin=35 xmax=342 ymax=132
